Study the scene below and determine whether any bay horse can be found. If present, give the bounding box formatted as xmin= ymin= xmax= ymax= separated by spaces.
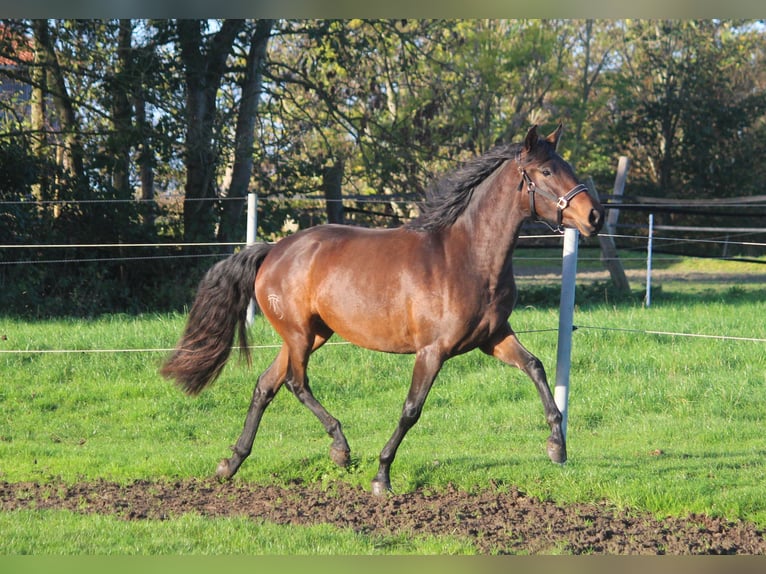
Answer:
xmin=161 ymin=124 xmax=604 ymax=495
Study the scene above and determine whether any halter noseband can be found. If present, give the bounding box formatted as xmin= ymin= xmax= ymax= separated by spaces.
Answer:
xmin=515 ymin=152 xmax=588 ymax=233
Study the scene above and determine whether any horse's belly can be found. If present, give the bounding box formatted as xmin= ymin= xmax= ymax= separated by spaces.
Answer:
xmin=317 ymin=295 xmax=418 ymax=354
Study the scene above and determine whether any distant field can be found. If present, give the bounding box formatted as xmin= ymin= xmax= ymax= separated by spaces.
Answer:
xmin=1 ymin=254 xmax=764 ymax=553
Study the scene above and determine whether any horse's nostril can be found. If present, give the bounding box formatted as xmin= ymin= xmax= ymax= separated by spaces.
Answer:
xmin=590 ymin=208 xmax=604 ymax=231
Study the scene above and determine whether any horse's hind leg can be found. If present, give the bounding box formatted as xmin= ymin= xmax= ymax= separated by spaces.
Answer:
xmin=216 ymin=346 xmax=289 ymax=480
xmin=481 ymin=325 xmax=566 ymax=464
xmin=284 ymin=334 xmax=351 ymax=467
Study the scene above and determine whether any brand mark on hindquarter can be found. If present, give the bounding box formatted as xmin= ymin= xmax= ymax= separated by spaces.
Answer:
xmin=267 ymin=293 xmax=285 ymax=319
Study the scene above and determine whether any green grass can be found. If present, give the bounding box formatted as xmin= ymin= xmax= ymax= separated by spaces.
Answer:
xmin=513 ymin=247 xmax=765 ymax=310
xmin=0 ymin=510 xmax=474 ymax=554
xmin=1 ymin=255 xmax=765 ymax=553
xmin=516 ymin=245 xmax=766 ymax=275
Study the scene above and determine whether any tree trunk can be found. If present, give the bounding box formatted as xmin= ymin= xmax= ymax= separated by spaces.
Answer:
xmin=134 ymin=89 xmax=155 ymax=229
xmin=30 ymin=28 xmax=48 ymax=204
xmin=178 ymin=19 xmax=244 ymax=244
xmin=128 ymin=27 xmax=157 ymax=229
xmin=32 ymin=19 xmax=86 ymax=196
xmin=110 ymin=19 xmax=133 ymax=199
xmin=323 ymin=158 xmax=345 ymax=225
xmin=218 ymin=19 xmax=274 ymax=247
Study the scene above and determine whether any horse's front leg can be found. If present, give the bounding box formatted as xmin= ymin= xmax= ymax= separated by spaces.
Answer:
xmin=371 ymin=346 xmax=445 ymax=496
xmin=481 ymin=325 xmax=566 ymax=464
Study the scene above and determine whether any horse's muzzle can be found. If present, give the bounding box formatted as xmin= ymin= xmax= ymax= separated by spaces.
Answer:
xmin=589 ymin=206 xmax=605 ymax=234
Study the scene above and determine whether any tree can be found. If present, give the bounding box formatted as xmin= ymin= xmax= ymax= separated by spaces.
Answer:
xmin=31 ymin=19 xmax=86 ymax=201
xmin=108 ymin=19 xmax=133 ymax=200
xmin=218 ymin=19 xmax=274 ymax=245
xmin=257 ymin=19 xmax=578 ymax=233
xmin=177 ymin=19 xmax=245 ymax=243
xmin=557 ymin=19 xmax=620 ymax=172
xmin=612 ymin=20 xmax=766 ymax=199
xmin=2 ymin=18 xmax=765 ymax=316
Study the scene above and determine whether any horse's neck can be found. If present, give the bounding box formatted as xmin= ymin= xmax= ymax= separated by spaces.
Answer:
xmin=447 ymin=166 xmax=527 ymax=282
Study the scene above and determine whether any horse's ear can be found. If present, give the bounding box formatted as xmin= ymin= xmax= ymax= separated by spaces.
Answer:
xmin=524 ymin=125 xmax=539 ymax=152
xmin=545 ymin=122 xmax=564 ymax=150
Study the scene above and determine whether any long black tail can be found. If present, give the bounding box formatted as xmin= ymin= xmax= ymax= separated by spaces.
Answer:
xmin=160 ymin=243 xmax=274 ymax=395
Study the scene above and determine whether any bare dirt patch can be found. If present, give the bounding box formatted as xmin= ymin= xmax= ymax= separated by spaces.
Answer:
xmin=2 ymin=479 xmax=765 ymax=554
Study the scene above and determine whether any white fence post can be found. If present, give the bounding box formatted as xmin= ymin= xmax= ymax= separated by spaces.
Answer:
xmin=246 ymin=192 xmax=257 ymax=326
xmin=646 ymin=213 xmax=654 ymax=308
xmin=554 ymin=227 xmax=579 ymax=441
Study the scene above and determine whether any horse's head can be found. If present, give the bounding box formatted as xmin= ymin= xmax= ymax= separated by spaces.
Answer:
xmin=516 ymin=124 xmax=604 ymax=237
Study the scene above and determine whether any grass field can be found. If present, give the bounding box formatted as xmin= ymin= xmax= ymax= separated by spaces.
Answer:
xmin=1 ymin=252 xmax=764 ymax=553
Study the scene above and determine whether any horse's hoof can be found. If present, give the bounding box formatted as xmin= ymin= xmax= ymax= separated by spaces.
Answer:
xmin=215 ymin=458 xmax=234 ymax=480
xmin=330 ymin=446 xmax=351 ymax=468
xmin=547 ymin=439 xmax=567 ymax=464
xmin=371 ymin=479 xmax=392 ymax=497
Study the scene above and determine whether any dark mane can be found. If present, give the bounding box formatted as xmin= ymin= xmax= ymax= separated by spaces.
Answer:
xmin=405 ymin=142 xmax=522 ymax=232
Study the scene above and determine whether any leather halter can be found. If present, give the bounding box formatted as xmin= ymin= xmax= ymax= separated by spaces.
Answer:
xmin=516 ymin=153 xmax=588 ymax=234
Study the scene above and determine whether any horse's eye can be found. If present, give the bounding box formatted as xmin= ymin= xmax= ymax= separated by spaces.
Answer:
xmin=542 ymin=168 xmax=552 ymax=177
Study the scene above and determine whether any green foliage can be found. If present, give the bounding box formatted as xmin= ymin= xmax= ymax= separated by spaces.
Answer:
xmin=0 ymin=254 xmax=215 ymax=318
xmin=610 ymin=20 xmax=766 ymax=199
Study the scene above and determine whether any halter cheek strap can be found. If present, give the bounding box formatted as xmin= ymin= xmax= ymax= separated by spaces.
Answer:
xmin=516 ymin=161 xmax=588 ymax=233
